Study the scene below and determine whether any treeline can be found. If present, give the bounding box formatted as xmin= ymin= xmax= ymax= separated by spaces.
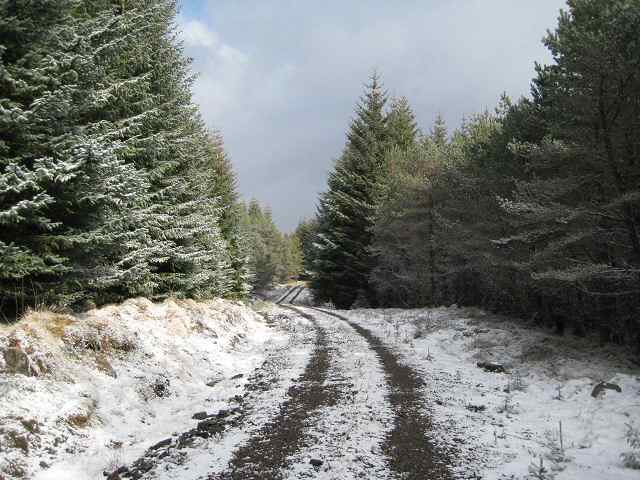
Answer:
xmin=241 ymin=199 xmax=303 ymax=290
xmin=307 ymin=0 xmax=640 ymax=349
xmin=0 ymin=0 xmax=255 ymax=318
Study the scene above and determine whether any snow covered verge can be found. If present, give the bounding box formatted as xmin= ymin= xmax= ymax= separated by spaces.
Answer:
xmin=0 ymin=298 xmax=278 ymax=480
xmin=344 ymin=307 xmax=640 ymax=480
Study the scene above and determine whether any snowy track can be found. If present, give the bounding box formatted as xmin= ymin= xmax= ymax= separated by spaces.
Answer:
xmin=281 ymin=307 xmax=395 ymax=479
xmin=109 ymin=304 xmax=454 ymax=480
xmin=309 ymin=308 xmax=453 ymax=480
xmin=117 ymin=311 xmax=316 ymax=480
xmin=214 ymin=307 xmax=334 ymax=479
xmin=6 ymin=299 xmax=635 ymax=480
xmin=210 ymin=305 xmax=452 ymax=479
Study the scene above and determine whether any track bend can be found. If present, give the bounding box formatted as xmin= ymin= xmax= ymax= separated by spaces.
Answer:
xmin=287 ymin=286 xmax=304 ymax=304
xmin=130 ymin=300 xmax=452 ymax=480
xmin=274 ymin=285 xmax=297 ymax=304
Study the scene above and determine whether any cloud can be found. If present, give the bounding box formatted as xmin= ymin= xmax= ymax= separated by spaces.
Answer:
xmin=180 ymin=19 xmax=219 ymax=49
xmin=180 ymin=1 xmax=566 ymax=231
xmin=178 ymin=18 xmax=250 ymax=123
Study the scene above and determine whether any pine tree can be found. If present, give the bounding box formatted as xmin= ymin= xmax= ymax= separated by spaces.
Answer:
xmin=0 ymin=0 xmax=246 ymax=315
xmin=386 ymin=96 xmax=419 ymax=151
xmin=0 ymin=0 xmax=155 ymax=313
xmin=371 ymin=114 xmax=462 ymax=306
xmin=500 ymin=0 xmax=640 ymax=341
xmin=312 ymin=74 xmax=389 ymax=307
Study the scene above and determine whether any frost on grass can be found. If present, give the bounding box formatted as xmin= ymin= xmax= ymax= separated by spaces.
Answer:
xmin=0 ymin=298 xmax=275 ymax=480
xmin=621 ymin=422 xmax=640 ymax=470
xmin=344 ymin=306 xmax=640 ymax=480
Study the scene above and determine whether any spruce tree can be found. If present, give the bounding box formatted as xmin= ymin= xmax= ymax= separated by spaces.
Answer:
xmin=429 ymin=113 xmax=448 ymax=147
xmin=294 ymin=217 xmax=319 ymax=279
xmin=0 ymin=0 xmax=247 ymax=315
xmin=386 ymin=96 xmax=419 ymax=151
xmin=241 ymin=200 xmax=287 ymax=290
xmin=82 ymin=0 xmax=240 ymax=300
xmin=0 ymin=0 xmax=154 ymax=313
xmin=312 ymin=74 xmax=389 ymax=307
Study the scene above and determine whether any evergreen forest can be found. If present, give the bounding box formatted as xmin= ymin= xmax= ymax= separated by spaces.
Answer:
xmin=307 ymin=0 xmax=640 ymax=350
xmin=0 ymin=0 xmax=298 ymax=319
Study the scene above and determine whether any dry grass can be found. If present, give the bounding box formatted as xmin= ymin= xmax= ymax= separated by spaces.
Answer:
xmin=3 ymin=309 xmax=77 ymax=341
xmin=95 ymin=354 xmax=117 ymax=377
xmin=7 ymin=431 xmax=29 ymax=453
xmin=67 ymin=412 xmax=91 ymax=428
xmin=66 ymin=400 xmax=97 ymax=429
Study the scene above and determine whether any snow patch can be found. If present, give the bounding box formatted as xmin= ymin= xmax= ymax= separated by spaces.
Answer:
xmin=0 ymin=298 xmax=276 ymax=480
xmin=345 ymin=307 xmax=640 ymax=480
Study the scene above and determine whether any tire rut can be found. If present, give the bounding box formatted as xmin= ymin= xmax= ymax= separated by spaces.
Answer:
xmin=311 ymin=307 xmax=453 ymax=480
xmin=211 ymin=307 xmax=337 ymax=480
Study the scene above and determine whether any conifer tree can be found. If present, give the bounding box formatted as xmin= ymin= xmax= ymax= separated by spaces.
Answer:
xmin=241 ymin=200 xmax=291 ymax=290
xmin=430 ymin=113 xmax=448 ymax=147
xmin=0 ymin=0 xmax=155 ymax=312
xmin=312 ymin=74 xmax=389 ymax=307
xmin=0 ymin=0 xmax=247 ymax=315
xmin=81 ymin=0 xmax=240 ymax=300
xmin=386 ymin=96 xmax=419 ymax=151
xmin=500 ymin=0 xmax=640 ymax=341
xmin=294 ymin=218 xmax=319 ymax=279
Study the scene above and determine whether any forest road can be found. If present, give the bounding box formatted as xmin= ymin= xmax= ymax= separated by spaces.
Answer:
xmin=213 ymin=304 xmax=453 ymax=480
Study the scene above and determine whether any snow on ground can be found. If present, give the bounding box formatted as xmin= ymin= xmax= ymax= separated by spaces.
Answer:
xmin=256 ymin=282 xmax=313 ymax=306
xmin=344 ymin=307 xmax=640 ymax=480
xmin=283 ymin=307 xmax=394 ymax=479
xmin=0 ymin=298 xmax=279 ymax=480
xmin=151 ymin=304 xmax=316 ymax=479
xmin=289 ymin=287 xmax=314 ymax=307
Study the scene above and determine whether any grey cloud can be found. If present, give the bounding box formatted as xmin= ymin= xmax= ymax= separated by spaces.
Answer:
xmin=181 ymin=0 xmax=566 ymax=231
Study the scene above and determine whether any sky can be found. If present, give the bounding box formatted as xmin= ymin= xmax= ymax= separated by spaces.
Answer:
xmin=178 ymin=0 xmax=567 ymax=231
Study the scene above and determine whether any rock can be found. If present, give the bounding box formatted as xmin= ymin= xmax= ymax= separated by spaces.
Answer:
xmin=466 ymin=404 xmax=486 ymax=413
xmin=230 ymin=373 xmax=244 ymax=380
xmin=152 ymin=376 xmax=170 ymax=398
xmin=192 ymin=411 xmax=209 ymax=420
xmin=477 ymin=361 xmax=506 ymax=373
xmin=197 ymin=418 xmax=225 ymax=437
xmin=8 ymin=431 xmax=29 ymax=453
xmin=149 ymin=438 xmax=171 ymax=451
xmin=20 ymin=418 xmax=40 ymax=433
xmin=591 ymin=381 xmax=622 ymax=398
xmin=129 ymin=457 xmax=154 ymax=475
xmin=106 ymin=466 xmax=128 ymax=480
xmin=310 ymin=458 xmax=323 ymax=469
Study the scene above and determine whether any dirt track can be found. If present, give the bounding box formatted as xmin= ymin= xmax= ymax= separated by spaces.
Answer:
xmin=111 ymin=302 xmax=453 ymax=479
